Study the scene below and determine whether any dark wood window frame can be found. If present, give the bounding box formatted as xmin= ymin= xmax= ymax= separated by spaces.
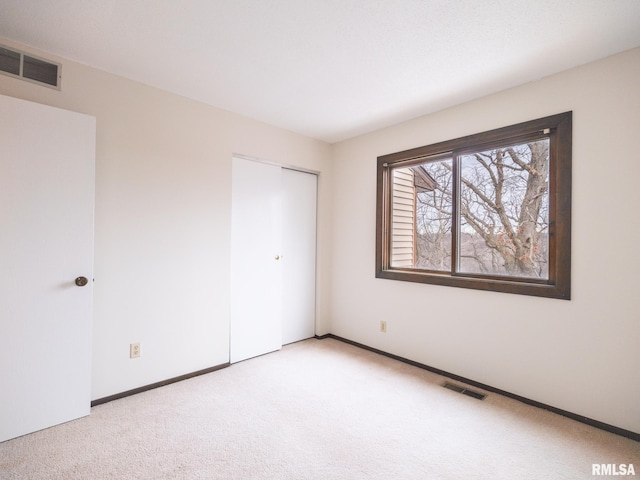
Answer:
xmin=376 ymin=112 xmax=572 ymax=299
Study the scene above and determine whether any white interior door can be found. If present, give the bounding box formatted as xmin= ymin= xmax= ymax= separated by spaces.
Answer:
xmin=230 ymin=157 xmax=283 ymax=363
xmin=281 ymin=168 xmax=317 ymax=345
xmin=0 ymin=95 xmax=95 ymax=443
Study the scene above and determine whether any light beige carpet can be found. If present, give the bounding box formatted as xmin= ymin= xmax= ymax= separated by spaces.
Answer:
xmin=1 ymin=338 xmax=638 ymax=479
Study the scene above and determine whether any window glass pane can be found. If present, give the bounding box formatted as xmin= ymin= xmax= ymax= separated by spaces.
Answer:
xmin=458 ymin=139 xmax=549 ymax=279
xmin=390 ymin=167 xmax=418 ymax=268
xmin=415 ymin=159 xmax=453 ymax=271
xmin=390 ymin=158 xmax=453 ymax=270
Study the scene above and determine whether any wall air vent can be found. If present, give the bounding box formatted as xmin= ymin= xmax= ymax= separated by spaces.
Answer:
xmin=0 ymin=44 xmax=61 ymax=89
xmin=442 ymin=382 xmax=487 ymax=400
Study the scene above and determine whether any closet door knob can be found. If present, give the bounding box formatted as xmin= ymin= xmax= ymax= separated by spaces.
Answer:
xmin=75 ymin=276 xmax=88 ymax=287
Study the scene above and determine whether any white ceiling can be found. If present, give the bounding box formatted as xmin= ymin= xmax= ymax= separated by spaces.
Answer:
xmin=1 ymin=0 xmax=640 ymax=143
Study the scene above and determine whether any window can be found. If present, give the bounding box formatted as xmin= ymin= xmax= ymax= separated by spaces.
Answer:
xmin=376 ymin=112 xmax=571 ymax=299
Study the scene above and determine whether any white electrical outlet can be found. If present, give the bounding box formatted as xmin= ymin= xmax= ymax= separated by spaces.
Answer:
xmin=380 ymin=321 xmax=387 ymax=333
xmin=130 ymin=342 xmax=141 ymax=358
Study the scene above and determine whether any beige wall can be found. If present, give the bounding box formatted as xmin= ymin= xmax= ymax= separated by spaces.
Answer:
xmin=0 ymin=38 xmax=332 ymax=400
xmin=330 ymin=47 xmax=640 ymax=433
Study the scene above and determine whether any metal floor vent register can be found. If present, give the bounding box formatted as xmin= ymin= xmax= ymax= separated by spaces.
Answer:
xmin=442 ymin=382 xmax=487 ymax=400
xmin=0 ymin=44 xmax=61 ymax=89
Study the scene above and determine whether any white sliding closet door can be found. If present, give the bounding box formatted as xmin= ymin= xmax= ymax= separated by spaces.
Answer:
xmin=230 ymin=158 xmax=283 ymax=363
xmin=281 ymin=168 xmax=317 ymax=345
xmin=0 ymin=94 xmax=95 ymax=442
xmin=230 ymin=158 xmax=317 ymax=363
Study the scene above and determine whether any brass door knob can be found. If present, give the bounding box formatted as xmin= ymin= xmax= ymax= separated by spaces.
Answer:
xmin=274 ymin=255 xmax=280 ymax=260
xmin=75 ymin=276 xmax=88 ymax=287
